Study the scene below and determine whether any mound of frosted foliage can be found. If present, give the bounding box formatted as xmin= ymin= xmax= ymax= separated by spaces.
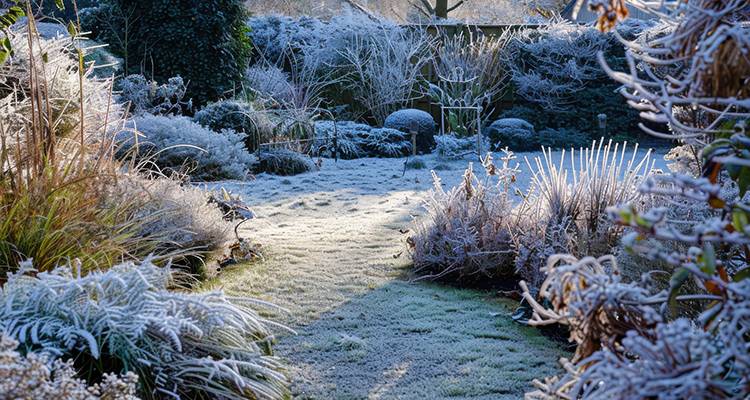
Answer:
xmin=114 ymin=175 xmax=234 ymax=278
xmin=246 ymin=15 xmax=324 ymax=63
xmin=255 ymin=148 xmax=318 ymax=176
xmin=194 ymin=100 xmax=269 ymax=152
xmin=314 ymin=120 xmax=411 ymax=159
xmin=84 ymin=0 xmax=251 ymax=105
xmin=408 ymin=153 xmax=518 ymax=284
xmin=384 ymin=109 xmax=437 ymax=153
xmin=0 ymin=260 xmax=289 ymax=400
xmin=0 ymin=335 xmax=140 ymax=399
xmin=119 ymin=115 xmax=255 ymax=181
xmin=485 ymin=118 xmax=536 ymax=150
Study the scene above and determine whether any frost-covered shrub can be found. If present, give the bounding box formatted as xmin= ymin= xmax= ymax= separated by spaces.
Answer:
xmin=431 ymin=30 xmax=514 ymax=129
xmin=193 ymin=100 xmax=272 ymax=152
xmin=408 ymin=152 xmax=519 ymax=284
xmin=255 ymin=148 xmax=318 ymax=176
xmin=384 ymin=109 xmax=437 ymax=153
xmin=509 ymin=20 xmax=612 ymax=110
xmin=114 ymin=175 xmax=233 ymax=278
xmin=246 ymin=14 xmax=324 ymax=63
xmin=485 ymin=118 xmax=535 ymax=151
xmin=314 ymin=120 xmax=410 ymax=159
xmin=486 ymin=120 xmax=589 ymax=152
xmin=360 ymin=127 xmax=411 ymax=157
xmin=0 ymin=335 xmax=140 ymax=400
xmin=504 ymin=20 xmax=643 ymax=138
xmin=245 ymin=64 xmax=298 ymax=105
xmin=434 ymin=133 xmax=485 ymax=159
xmin=0 ymin=260 xmax=290 ymax=400
xmin=119 ymin=115 xmax=256 ymax=181
xmin=524 ymin=257 xmax=750 ymax=399
xmin=117 ymin=74 xmax=191 ymax=116
xmin=333 ymin=17 xmax=433 ymax=125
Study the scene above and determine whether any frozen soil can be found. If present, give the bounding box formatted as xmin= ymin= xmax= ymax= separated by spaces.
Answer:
xmin=207 ymin=149 xmax=667 ymax=399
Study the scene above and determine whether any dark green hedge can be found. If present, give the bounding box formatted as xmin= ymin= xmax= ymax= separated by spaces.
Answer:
xmin=84 ymin=0 xmax=251 ymax=107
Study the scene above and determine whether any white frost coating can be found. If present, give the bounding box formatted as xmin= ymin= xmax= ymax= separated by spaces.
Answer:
xmin=0 ymin=260 xmax=290 ymax=400
xmin=384 ymin=109 xmax=436 ymax=134
xmin=508 ymin=20 xmax=614 ymax=111
xmin=314 ymin=120 xmax=410 ymax=158
xmin=119 ymin=115 xmax=256 ymax=181
xmin=490 ymin=118 xmax=534 ymax=130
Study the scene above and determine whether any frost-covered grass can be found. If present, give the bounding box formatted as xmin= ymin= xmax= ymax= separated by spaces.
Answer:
xmin=202 ymin=152 xmax=611 ymax=398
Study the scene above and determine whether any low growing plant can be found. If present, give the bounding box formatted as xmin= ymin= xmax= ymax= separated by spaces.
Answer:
xmin=119 ymin=115 xmax=256 ymax=181
xmin=0 ymin=260 xmax=290 ymax=399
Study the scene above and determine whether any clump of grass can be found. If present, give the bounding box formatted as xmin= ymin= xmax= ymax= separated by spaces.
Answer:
xmin=408 ymin=152 xmax=519 ymax=284
xmin=0 ymin=19 xmax=163 ymax=277
xmin=514 ymin=140 xmax=654 ymax=290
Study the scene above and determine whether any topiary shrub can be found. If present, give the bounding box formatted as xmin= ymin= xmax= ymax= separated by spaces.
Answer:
xmin=85 ymin=0 xmax=251 ymax=106
xmin=384 ymin=109 xmax=437 ymax=153
xmin=194 ymin=100 xmax=272 ymax=152
xmin=485 ymin=118 xmax=535 ymax=151
xmin=118 ymin=115 xmax=256 ymax=181
xmin=255 ymin=148 xmax=318 ymax=176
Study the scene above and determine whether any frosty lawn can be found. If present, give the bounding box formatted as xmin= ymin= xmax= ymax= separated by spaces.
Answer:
xmin=205 ymin=150 xmax=666 ymax=398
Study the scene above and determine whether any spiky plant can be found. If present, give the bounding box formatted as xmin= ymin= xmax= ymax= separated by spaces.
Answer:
xmin=514 ymin=140 xmax=654 ymax=290
xmin=0 ymin=259 xmax=291 ymax=400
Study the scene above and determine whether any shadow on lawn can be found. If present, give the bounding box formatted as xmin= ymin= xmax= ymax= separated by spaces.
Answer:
xmin=276 ymin=280 xmax=569 ymax=400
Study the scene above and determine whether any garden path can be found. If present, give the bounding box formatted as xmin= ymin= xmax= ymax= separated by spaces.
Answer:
xmin=208 ymin=153 xmax=584 ymax=399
